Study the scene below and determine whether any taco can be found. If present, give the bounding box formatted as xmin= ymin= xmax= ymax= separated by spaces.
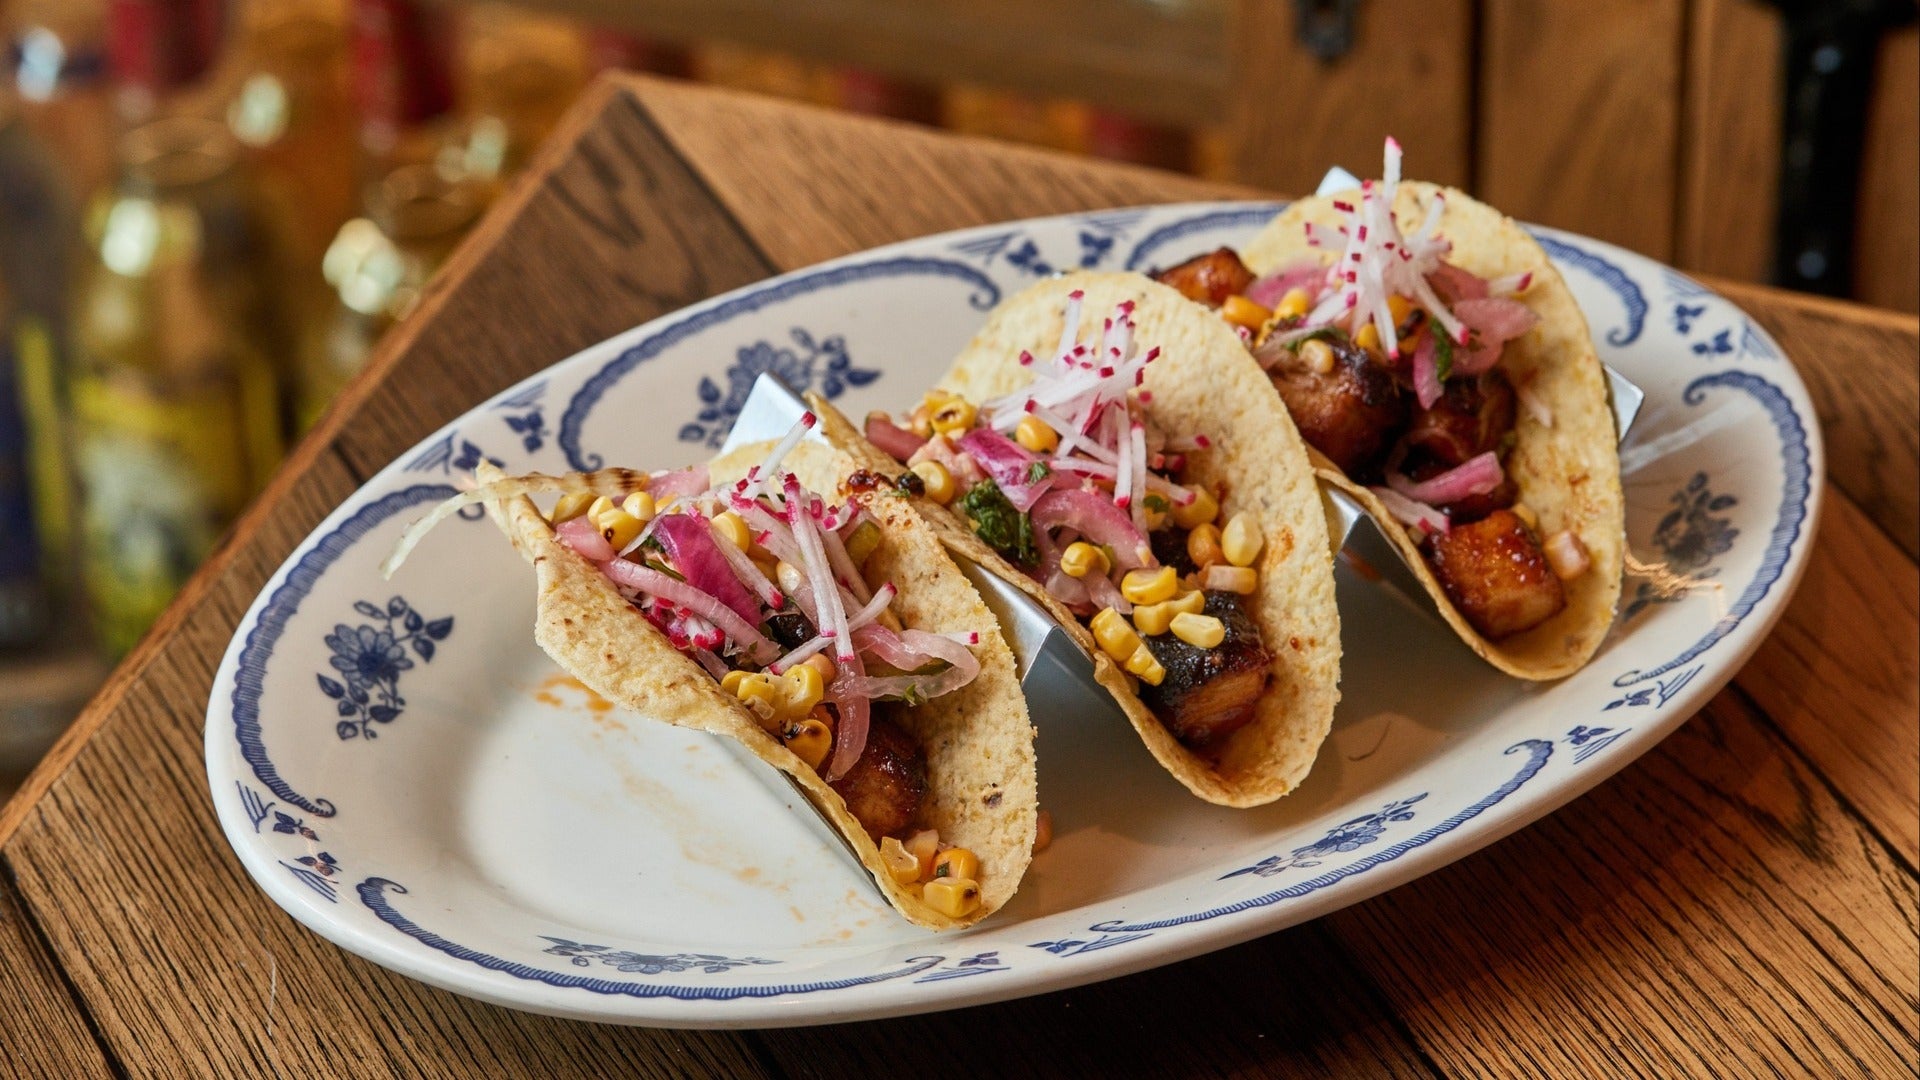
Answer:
xmin=384 ymin=419 xmax=1037 ymax=930
xmin=1150 ymin=139 xmax=1624 ymax=679
xmin=849 ymin=272 xmax=1341 ymax=808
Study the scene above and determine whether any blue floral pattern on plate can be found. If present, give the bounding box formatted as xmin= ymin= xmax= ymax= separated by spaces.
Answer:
xmin=317 ymin=597 xmax=453 ymax=740
xmin=678 ymin=328 xmax=881 ymax=449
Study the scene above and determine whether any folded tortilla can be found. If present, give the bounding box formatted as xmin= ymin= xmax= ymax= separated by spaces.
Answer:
xmin=816 ymin=270 xmax=1342 ymax=808
xmin=479 ymin=438 xmax=1037 ymax=931
xmin=1242 ymin=182 xmax=1625 ymax=679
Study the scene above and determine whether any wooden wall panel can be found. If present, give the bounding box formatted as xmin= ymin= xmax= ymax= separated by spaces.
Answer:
xmin=1227 ymin=0 xmax=1472 ymax=196
xmin=1859 ymin=26 xmax=1918 ymax=313
xmin=1678 ymin=0 xmax=1782 ymax=282
xmin=1479 ymin=0 xmax=1685 ymax=260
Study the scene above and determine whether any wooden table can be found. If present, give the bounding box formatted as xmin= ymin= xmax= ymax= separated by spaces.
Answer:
xmin=2 ymin=75 xmax=1914 ymax=1077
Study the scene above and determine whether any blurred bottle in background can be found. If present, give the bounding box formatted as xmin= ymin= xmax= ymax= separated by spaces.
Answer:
xmin=448 ymin=4 xmax=585 ymax=201
xmin=70 ymin=0 xmax=284 ymax=654
xmin=225 ymin=0 xmax=356 ymax=430
xmin=6 ymin=0 xmax=116 ymax=205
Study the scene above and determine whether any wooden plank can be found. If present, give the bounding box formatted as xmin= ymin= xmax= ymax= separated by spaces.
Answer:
xmin=1858 ymin=26 xmax=1919 ymax=314
xmin=0 ymin=867 xmax=116 ymax=1079
xmin=1329 ymin=688 xmax=1920 ymax=1077
xmin=1713 ymin=277 xmax=1920 ymax=558
xmin=634 ymin=75 xmax=1248 ymax=268
xmin=326 ymin=80 xmax=780 ymax=481
xmin=1226 ymin=0 xmax=1472 ymax=196
xmin=1676 ymin=0 xmax=1782 ymax=283
xmin=1737 ymin=492 xmax=1919 ymax=863
xmin=1479 ymin=0 xmax=1685 ymax=260
xmin=757 ymin=922 xmax=1437 ymax=1078
xmin=496 ymin=0 xmax=1229 ymax=128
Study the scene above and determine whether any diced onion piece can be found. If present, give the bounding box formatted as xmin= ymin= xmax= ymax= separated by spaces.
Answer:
xmin=1544 ymin=529 xmax=1590 ymax=580
xmin=1386 ymin=451 xmax=1504 ymax=507
xmin=1370 ymin=485 xmax=1450 ymax=536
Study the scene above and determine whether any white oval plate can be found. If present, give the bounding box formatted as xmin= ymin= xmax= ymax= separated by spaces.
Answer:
xmin=206 ymin=203 xmax=1822 ymax=1028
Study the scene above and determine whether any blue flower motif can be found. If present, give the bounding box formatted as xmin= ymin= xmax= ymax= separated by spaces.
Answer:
xmin=318 ymin=596 xmax=453 ymax=740
xmin=1655 ymin=472 xmax=1739 ymax=572
xmin=326 ymin=624 xmax=413 ymax=689
xmin=679 ymin=327 xmax=881 ymax=448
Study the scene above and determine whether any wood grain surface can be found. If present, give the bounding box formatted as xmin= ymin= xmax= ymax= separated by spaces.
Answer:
xmin=1478 ymin=0 xmax=1685 ymax=261
xmin=0 ymin=75 xmax=1912 ymax=1078
xmin=1227 ymin=0 xmax=1472 ymax=197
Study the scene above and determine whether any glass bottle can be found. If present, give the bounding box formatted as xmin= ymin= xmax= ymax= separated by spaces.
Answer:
xmin=444 ymin=5 xmax=587 ymax=201
xmin=225 ymin=0 xmax=356 ymax=429
xmin=297 ymin=162 xmax=477 ymax=427
xmin=70 ymin=114 xmax=284 ymax=654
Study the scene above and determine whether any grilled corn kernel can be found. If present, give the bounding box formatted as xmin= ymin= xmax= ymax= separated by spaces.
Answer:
xmin=908 ymin=404 xmax=934 ymax=438
xmin=1091 ymin=607 xmax=1142 ymax=661
xmin=929 ymin=397 xmax=977 ymax=435
xmin=1221 ymin=294 xmax=1273 ymax=331
xmin=905 ymin=829 xmax=941 ymax=879
xmin=734 ymin=673 xmax=782 ymax=726
xmin=1300 ymin=337 xmax=1337 ymax=374
xmin=844 ymin=519 xmax=882 ymax=567
xmin=922 ymin=876 xmax=982 ymax=918
xmin=932 ymin=847 xmax=980 ymax=882
xmin=551 ymin=492 xmax=594 ymax=523
xmin=1203 ymin=565 xmax=1258 ymax=593
xmin=720 ymin=669 xmax=750 ymax=695
xmin=1512 ymin=502 xmax=1539 ymax=531
xmin=911 ymin=460 xmax=955 ymax=505
xmin=1015 ymin=414 xmax=1059 ymax=453
xmin=590 ymin=500 xmax=643 ymax=550
xmin=1276 ymin=287 xmax=1312 ymax=320
xmin=879 ymin=836 xmax=922 ymax=883
xmin=1171 ymin=612 xmax=1225 ymax=649
xmin=1133 ymin=590 xmax=1204 ymax=637
xmin=1060 ymin=541 xmax=1110 ymax=579
xmin=1387 ymin=294 xmax=1414 ymax=325
xmin=713 ymin=510 xmax=751 ymax=550
xmin=1032 ymin=809 xmax=1053 ymax=853
xmin=783 ymin=718 xmax=833 ymax=770
xmin=1222 ymin=512 xmax=1263 ymax=567
xmin=1125 ymin=644 xmax=1166 ymax=686
xmin=1186 ymin=522 xmax=1224 ymax=568
xmin=1121 ymin=566 xmax=1178 ymax=605
xmin=622 ymin=491 xmax=655 ymax=522
xmin=1132 ymin=600 xmax=1177 ymax=637
xmin=775 ymin=560 xmax=806 ymax=596
xmin=1354 ymin=322 xmax=1381 ymax=353
xmin=1172 ymin=487 xmax=1219 ymax=528
xmin=802 ymin=652 xmax=838 ymax=687
xmin=782 ymin=663 xmax=825 ymax=713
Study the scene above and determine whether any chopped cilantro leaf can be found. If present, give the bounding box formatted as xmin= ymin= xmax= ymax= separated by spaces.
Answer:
xmin=1026 ymin=460 xmax=1052 ymax=484
xmin=958 ymin=480 xmax=1039 ymax=569
xmin=1143 ymin=494 xmax=1171 ymax=513
xmin=1433 ymin=330 xmax=1454 ymax=383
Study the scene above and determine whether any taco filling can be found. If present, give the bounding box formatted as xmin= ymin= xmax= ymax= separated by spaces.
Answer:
xmin=867 ymin=294 xmax=1275 ymax=750
xmin=1153 ymin=141 xmax=1586 ymax=642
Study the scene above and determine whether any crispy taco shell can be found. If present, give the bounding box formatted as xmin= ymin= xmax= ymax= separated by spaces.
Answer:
xmin=1242 ymin=181 xmax=1625 ymax=679
xmin=479 ymin=438 xmax=1036 ymax=931
xmin=817 ymin=271 xmax=1342 ymax=808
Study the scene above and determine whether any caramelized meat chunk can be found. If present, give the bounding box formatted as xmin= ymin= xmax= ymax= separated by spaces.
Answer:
xmin=1139 ymin=592 xmax=1271 ymax=749
xmin=764 ymin=611 xmax=818 ymax=650
xmin=1401 ymin=370 xmax=1517 ymax=469
xmin=1270 ymin=338 xmax=1409 ymax=475
xmin=1425 ymin=509 xmax=1566 ymax=640
xmin=829 ymin=716 xmax=927 ymax=840
xmin=1149 ymin=526 xmax=1198 ymax=575
xmin=1153 ymin=247 xmax=1256 ymax=308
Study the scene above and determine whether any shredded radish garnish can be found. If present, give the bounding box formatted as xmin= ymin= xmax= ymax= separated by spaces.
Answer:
xmin=602 ymin=560 xmax=778 ymax=665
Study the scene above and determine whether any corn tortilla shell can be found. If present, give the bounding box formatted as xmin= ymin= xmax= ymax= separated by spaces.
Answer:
xmin=1241 ymin=181 xmax=1625 ymax=679
xmin=818 ymin=270 xmax=1343 ymax=807
xmin=478 ymin=439 xmax=1036 ymax=931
